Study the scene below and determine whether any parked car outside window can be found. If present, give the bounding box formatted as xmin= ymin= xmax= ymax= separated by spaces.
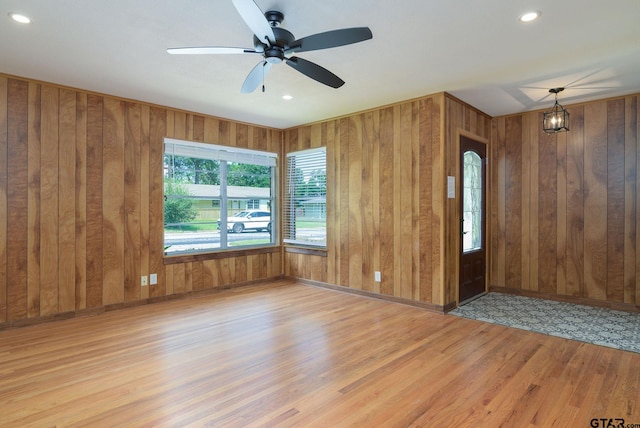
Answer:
xmin=217 ymin=210 xmax=271 ymax=233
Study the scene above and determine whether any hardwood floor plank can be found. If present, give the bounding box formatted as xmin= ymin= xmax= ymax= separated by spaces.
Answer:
xmin=0 ymin=280 xmax=638 ymax=427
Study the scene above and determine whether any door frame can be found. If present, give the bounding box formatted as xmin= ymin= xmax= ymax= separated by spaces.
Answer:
xmin=454 ymin=131 xmax=490 ymax=306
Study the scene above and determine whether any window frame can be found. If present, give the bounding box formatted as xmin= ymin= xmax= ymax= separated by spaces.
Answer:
xmin=163 ymin=138 xmax=278 ymax=256
xmin=283 ymin=147 xmax=327 ymax=248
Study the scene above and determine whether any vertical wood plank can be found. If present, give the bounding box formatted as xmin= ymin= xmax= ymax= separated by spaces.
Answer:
xmin=149 ymin=107 xmax=166 ymax=297
xmin=192 ymin=115 xmax=204 ymax=142
xmin=235 ymin=256 xmax=247 ymax=284
xmin=410 ymin=101 xmax=420 ymax=301
xmin=39 ymin=85 xmax=60 ymax=317
xmin=399 ymin=102 xmax=413 ymax=299
xmin=339 ymin=118 xmax=350 ymax=287
xmin=185 ymin=261 xmax=193 ymax=292
xmin=0 ymin=77 xmax=8 ymax=323
xmin=361 ymin=112 xmax=374 ymax=292
xmin=371 ymin=112 xmax=381 ymax=295
xmin=430 ymin=95 xmax=443 ymax=305
xmin=124 ymin=102 xmax=141 ymax=302
xmin=392 ymin=105 xmax=402 ymax=297
xmin=140 ymin=104 xmax=150 ymax=300
xmin=85 ymin=94 xmax=103 ymax=308
xmin=583 ymin=102 xmax=608 ymax=301
xmin=192 ymin=261 xmax=204 ymax=291
xmin=331 ymin=123 xmax=341 ymax=286
xmin=236 ymin=123 xmax=248 ymax=148
xmin=165 ymin=264 xmax=174 ymax=295
xmin=348 ymin=116 xmax=363 ymax=290
xmin=418 ymin=99 xmax=433 ymax=302
xmin=203 ymin=260 xmax=216 ymax=289
xmin=173 ymin=111 xmax=186 ymax=140
xmin=636 ymin=96 xmax=640 ymax=305
xmin=326 ymin=123 xmax=337 ymax=285
xmin=218 ymin=120 xmax=230 ymax=146
xmin=566 ymin=106 xmax=585 ymax=297
xmin=7 ymin=79 xmax=29 ymax=321
xmin=102 ymin=97 xmax=125 ymax=306
xmin=623 ymin=96 xmax=636 ymax=304
xmin=528 ymin=114 xmax=540 ymax=292
xmin=58 ymin=89 xmax=77 ymax=313
xmin=27 ymin=82 xmax=41 ymax=318
xmin=538 ymin=125 xmax=557 ymax=294
xmin=505 ymin=116 xmax=522 ymax=289
xmin=606 ymin=99 xmax=625 ymax=302
xmin=556 ymin=127 xmax=568 ymax=296
xmin=489 ymin=119 xmax=500 ymax=288
xmin=443 ymin=99 xmax=460 ymax=304
xmin=75 ymin=93 xmax=88 ymax=309
xmin=254 ymin=126 xmax=268 ymax=152
xmin=520 ymin=113 xmax=532 ymax=291
xmin=258 ymin=253 xmax=268 ymax=279
xmin=172 ymin=263 xmax=185 ymax=294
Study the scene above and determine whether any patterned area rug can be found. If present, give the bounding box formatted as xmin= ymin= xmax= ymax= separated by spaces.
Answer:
xmin=449 ymin=293 xmax=640 ymax=354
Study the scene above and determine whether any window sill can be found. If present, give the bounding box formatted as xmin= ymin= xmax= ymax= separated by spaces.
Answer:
xmin=164 ymin=246 xmax=280 ymax=265
xmin=284 ymin=245 xmax=327 ymax=257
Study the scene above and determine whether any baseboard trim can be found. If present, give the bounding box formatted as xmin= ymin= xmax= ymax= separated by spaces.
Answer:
xmin=290 ymin=276 xmax=454 ymax=314
xmin=0 ymin=275 xmax=286 ymax=331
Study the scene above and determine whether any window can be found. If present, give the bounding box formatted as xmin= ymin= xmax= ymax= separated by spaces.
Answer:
xmin=462 ymin=150 xmax=482 ymax=252
xmin=163 ymin=138 xmax=277 ymax=255
xmin=283 ymin=147 xmax=326 ymax=247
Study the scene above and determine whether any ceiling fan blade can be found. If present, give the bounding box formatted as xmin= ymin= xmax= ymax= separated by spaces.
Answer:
xmin=287 ymin=27 xmax=372 ymax=53
xmin=167 ymin=47 xmax=257 ymax=55
xmin=286 ymin=57 xmax=345 ymax=88
xmin=232 ymin=0 xmax=275 ymax=45
xmin=241 ymin=61 xmax=273 ymax=93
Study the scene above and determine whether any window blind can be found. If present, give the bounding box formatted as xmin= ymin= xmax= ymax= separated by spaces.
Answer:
xmin=164 ymin=138 xmax=277 ymax=167
xmin=283 ymin=147 xmax=326 ymax=246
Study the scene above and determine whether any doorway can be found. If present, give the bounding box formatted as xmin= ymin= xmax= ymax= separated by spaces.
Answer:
xmin=458 ymin=136 xmax=487 ymax=303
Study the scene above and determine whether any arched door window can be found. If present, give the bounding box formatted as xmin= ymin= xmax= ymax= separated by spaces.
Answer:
xmin=462 ymin=150 xmax=482 ymax=253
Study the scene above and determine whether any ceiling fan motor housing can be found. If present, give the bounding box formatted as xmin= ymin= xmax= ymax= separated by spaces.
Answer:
xmin=254 ymin=25 xmax=295 ymax=64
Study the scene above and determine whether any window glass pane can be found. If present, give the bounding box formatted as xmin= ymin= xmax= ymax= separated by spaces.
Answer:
xmin=284 ymin=148 xmax=327 ymax=247
xmin=462 ymin=151 xmax=482 ymax=253
xmin=164 ymin=139 xmax=277 ymax=255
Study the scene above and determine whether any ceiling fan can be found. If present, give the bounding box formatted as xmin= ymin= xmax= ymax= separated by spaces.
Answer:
xmin=167 ymin=0 xmax=373 ymax=93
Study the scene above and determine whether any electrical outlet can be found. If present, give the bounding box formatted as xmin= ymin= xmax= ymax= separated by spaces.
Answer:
xmin=374 ymin=271 xmax=381 ymax=282
xmin=150 ymin=273 xmax=158 ymax=285
xmin=141 ymin=275 xmax=148 ymax=286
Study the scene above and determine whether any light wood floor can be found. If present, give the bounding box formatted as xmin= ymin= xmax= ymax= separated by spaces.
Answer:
xmin=1 ymin=280 xmax=638 ymax=427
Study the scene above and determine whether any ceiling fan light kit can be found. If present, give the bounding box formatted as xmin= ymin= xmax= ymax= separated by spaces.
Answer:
xmin=167 ymin=0 xmax=372 ymax=93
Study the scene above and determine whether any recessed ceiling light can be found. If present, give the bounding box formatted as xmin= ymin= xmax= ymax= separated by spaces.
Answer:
xmin=519 ymin=11 xmax=540 ymax=22
xmin=282 ymin=95 xmax=293 ymax=100
xmin=10 ymin=13 xmax=31 ymax=24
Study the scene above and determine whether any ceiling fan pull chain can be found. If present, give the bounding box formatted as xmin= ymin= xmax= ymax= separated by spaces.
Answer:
xmin=262 ymin=60 xmax=266 ymax=92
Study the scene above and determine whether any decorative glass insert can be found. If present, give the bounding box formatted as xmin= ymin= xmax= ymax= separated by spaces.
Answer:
xmin=463 ymin=151 xmax=482 ymax=253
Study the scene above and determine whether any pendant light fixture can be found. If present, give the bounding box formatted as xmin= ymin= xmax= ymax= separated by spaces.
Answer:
xmin=542 ymin=87 xmax=569 ymax=133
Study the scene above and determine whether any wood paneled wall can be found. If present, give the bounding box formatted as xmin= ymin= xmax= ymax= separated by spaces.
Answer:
xmin=4 ymin=70 xmax=634 ymax=325
xmin=490 ymin=94 xmax=640 ymax=308
xmin=0 ymin=75 xmax=282 ymax=327
xmin=283 ymin=94 xmax=490 ymax=308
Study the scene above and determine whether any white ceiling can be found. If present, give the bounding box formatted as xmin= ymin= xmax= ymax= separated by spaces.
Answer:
xmin=1 ymin=0 xmax=639 ymax=129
